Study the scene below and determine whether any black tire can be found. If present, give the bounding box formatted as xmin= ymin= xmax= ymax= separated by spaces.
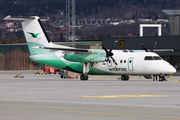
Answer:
xmin=159 ymin=74 xmax=164 ymax=81
xmin=121 ymin=75 xmax=129 ymax=81
xmin=126 ymin=75 xmax=129 ymax=80
xmin=80 ymin=74 xmax=88 ymax=80
xmin=121 ymin=75 xmax=126 ymax=81
xmin=85 ymin=75 xmax=89 ymax=80
xmin=80 ymin=74 xmax=85 ymax=80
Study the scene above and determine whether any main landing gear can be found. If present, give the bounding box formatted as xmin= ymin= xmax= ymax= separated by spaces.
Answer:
xmin=121 ymin=75 xmax=129 ymax=81
xmin=80 ymin=62 xmax=93 ymax=80
xmin=80 ymin=74 xmax=88 ymax=80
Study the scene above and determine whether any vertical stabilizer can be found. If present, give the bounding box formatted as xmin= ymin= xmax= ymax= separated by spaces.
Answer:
xmin=21 ymin=17 xmax=53 ymax=55
xmin=4 ymin=15 xmax=53 ymax=55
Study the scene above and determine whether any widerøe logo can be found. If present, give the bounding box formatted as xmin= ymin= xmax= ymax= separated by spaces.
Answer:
xmin=108 ymin=67 xmax=127 ymax=71
xmin=27 ymin=32 xmax=41 ymax=38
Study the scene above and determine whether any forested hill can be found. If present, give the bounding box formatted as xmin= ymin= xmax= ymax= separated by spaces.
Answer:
xmin=0 ymin=0 xmax=50 ymax=3
xmin=0 ymin=0 xmax=180 ymax=20
xmin=0 ymin=0 xmax=97 ymax=3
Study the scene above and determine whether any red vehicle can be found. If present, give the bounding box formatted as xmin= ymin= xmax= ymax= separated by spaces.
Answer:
xmin=43 ymin=65 xmax=60 ymax=74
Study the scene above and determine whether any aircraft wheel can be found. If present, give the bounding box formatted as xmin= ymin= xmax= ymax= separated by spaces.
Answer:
xmin=121 ymin=75 xmax=129 ymax=81
xmin=159 ymin=74 xmax=165 ymax=81
xmin=80 ymin=74 xmax=88 ymax=80
xmin=121 ymin=75 xmax=126 ymax=80
xmin=85 ymin=75 xmax=89 ymax=80
xmin=126 ymin=75 xmax=129 ymax=80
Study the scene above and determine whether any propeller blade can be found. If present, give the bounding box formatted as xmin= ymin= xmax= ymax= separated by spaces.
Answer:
xmin=111 ymin=57 xmax=118 ymax=65
xmin=151 ymin=42 xmax=157 ymax=52
xmin=102 ymin=44 xmax=108 ymax=54
xmin=105 ymin=57 xmax=109 ymax=62
xmin=142 ymin=43 xmax=148 ymax=52
xmin=102 ymin=44 xmax=113 ymax=57
xmin=109 ymin=40 xmax=118 ymax=52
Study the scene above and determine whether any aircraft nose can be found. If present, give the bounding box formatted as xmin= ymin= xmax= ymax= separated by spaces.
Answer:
xmin=169 ymin=64 xmax=176 ymax=73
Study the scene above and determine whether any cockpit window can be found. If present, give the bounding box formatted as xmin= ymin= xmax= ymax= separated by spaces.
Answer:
xmin=144 ymin=56 xmax=153 ymax=60
xmin=144 ymin=56 xmax=162 ymax=60
xmin=153 ymin=56 xmax=162 ymax=60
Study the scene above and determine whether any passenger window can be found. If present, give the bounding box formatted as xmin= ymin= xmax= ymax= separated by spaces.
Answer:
xmin=129 ymin=60 xmax=131 ymax=63
xmin=153 ymin=56 xmax=162 ymax=60
xmin=124 ymin=60 xmax=126 ymax=63
xmin=144 ymin=56 xmax=153 ymax=60
xmin=120 ymin=60 xmax=122 ymax=63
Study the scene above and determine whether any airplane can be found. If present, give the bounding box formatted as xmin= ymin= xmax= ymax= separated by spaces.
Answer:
xmin=4 ymin=15 xmax=176 ymax=81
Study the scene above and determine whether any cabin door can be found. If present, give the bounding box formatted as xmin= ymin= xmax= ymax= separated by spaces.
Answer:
xmin=128 ymin=57 xmax=134 ymax=71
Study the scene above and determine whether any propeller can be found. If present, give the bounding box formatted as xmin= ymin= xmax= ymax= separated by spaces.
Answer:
xmin=142 ymin=42 xmax=157 ymax=52
xmin=102 ymin=41 xmax=118 ymax=66
xmin=151 ymin=42 xmax=157 ymax=52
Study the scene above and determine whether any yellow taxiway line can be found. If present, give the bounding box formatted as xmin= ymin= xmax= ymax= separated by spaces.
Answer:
xmin=80 ymin=95 xmax=169 ymax=98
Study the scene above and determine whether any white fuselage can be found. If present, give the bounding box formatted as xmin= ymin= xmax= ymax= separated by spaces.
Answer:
xmin=87 ymin=50 xmax=176 ymax=75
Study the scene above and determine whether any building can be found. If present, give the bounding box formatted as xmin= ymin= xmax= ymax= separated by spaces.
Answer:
xmin=163 ymin=10 xmax=180 ymax=35
xmin=6 ymin=22 xmax=14 ymax=27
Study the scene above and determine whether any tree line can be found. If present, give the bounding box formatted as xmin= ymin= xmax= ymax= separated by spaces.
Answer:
xmin=0 ymin=49 xmax=40 ymax=70
xmin=0 ymin=38 xmax=26 ymax=44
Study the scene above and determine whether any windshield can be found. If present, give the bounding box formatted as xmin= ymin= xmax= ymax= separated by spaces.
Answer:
xmin=153 ymin=56 xmax=162 ymax=60
xmin=144 ymin=56 xmax=162 ymax=60
xmin=144 ymin=56 xmax=153 ymax=60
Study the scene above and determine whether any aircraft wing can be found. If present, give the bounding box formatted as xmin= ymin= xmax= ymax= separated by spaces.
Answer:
xmin=39 ymin=46 xmax=106 ymax=63
xmin=148 ymin=49 xmax=174 ymax=52
xmin=39 ymin=46 xmax=93 ymax=52
xmin=40 ymin=47 xmax=174 ymax=53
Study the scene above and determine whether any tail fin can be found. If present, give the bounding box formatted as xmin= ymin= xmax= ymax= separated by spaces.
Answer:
xmin=4 ymin=15 xmax=53 ymax=55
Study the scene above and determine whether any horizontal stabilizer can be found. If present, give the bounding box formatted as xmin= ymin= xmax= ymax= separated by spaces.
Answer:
xmin=39 ymin=47 xmax=93 ymax=53
xmin=3 ymin=15 xmax=51 ymax=21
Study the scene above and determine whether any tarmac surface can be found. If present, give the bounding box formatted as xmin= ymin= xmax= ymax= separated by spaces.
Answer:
xmin=0 ymin=71 xmax=180 ymax=120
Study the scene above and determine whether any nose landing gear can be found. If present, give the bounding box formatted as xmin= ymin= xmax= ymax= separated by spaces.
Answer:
xmin=153 ymin=74 xmax=166 ymax=81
